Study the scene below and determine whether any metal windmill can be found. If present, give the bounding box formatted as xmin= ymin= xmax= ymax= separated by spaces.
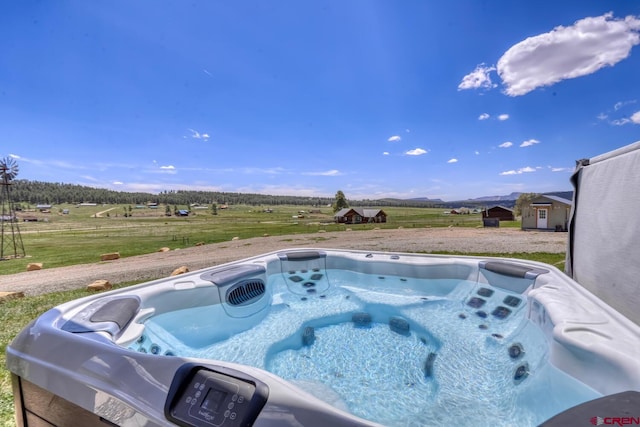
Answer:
xmin=0 ymin=156 xmax=25 ymax=259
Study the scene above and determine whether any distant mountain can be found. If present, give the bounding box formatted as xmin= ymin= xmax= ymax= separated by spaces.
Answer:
xmin=468 ymin=190 xmax=574 ymax=202
xmin=406 ymin=197 xmax=445 ymax=203
xmin=432 ymin=191 xmax=573 ymax=209
xmin=408 ymin=192 xmax=522 ymax=204
xmin=401 ymin=190 xmax=576 ymax=209
xmin=405 ymin=194 xmax=520 ymax=209
xmin=543 ymin=191 xmax=574 ymax=201
xmin=468 ymin=192 xmax=522 ymax=202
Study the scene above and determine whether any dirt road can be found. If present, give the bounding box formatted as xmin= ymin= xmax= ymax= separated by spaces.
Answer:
xmin=0 ymin=227 xmax=567 ymax=296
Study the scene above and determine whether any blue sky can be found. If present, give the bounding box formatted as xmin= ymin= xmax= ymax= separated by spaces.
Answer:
xmin=1 ymin=1 xmax=639 ymax=201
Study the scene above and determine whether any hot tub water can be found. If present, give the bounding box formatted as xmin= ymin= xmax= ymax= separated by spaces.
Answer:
xmin=133 ymin=271 xmax=600 ymax=426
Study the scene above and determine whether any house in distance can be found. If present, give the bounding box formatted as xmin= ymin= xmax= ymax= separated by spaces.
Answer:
xmin=483 ymin=206 xmax=515 ymax=222
xmin=521 ymin=194 xmax=572 ymax=231
xmin=334 ymin=208 xmax=387 ymax=224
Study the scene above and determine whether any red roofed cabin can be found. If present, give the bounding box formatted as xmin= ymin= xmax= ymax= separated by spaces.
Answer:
xmin=483 ymin=206 xmax=515 ymax=221
xmin=334 ymin=208 xmax=387 ymax=224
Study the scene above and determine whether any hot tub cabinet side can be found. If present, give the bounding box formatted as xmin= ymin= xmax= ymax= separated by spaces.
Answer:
xmin=11 ymin=374 xmax=118 ymax=427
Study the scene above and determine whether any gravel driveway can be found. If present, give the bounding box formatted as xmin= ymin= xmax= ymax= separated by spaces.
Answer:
xmin=0 ymin=227 xmax=567 ymax=296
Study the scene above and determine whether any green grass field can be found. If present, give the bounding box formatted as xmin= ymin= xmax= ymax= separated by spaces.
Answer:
xmin=1 ymin=203 xmax=519 ymax=275
xmin=1 ymin=203 xmax=537 ymax=426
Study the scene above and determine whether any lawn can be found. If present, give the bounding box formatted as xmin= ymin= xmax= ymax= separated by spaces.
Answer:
xmin=2 ymin=204 xmax=505 ymax=275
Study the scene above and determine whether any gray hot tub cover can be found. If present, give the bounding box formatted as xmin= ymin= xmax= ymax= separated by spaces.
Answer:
xmin=565 ymin=140 xmax=640 ymax=326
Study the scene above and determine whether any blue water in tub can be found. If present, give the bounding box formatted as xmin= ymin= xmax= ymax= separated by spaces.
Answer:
xmin=130 ymin=270 xmax=600 ymax=427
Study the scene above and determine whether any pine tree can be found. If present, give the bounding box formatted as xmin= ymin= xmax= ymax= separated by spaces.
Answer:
xmin=333 ymin=190 xmax=349 ymax=213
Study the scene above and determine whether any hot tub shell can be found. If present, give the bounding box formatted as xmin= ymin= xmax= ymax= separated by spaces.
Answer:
xmin=7 ymin=249 xmax=640 ymax=426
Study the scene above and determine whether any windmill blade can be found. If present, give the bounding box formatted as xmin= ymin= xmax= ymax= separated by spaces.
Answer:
xmin=0 ymin=157 xmax=19 ymax=181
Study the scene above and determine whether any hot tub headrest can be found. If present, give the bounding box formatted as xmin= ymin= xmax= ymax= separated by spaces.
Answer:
xmin=61 ymin=296 xmax=140 ymax=337
xmin=200 ymin=264 xmax=266 ymax=287
xmin=479 ymin=261 xmax=548 ymax=279
xmin=277 ymin=250 xmax=327 ymax=261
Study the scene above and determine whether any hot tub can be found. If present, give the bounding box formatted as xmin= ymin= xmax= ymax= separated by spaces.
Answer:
xmin=7 ymin=249 xmax=640 ymax=426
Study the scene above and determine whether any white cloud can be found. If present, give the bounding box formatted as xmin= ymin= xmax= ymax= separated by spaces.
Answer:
xmin=474 ymin=150 xmax=480 ymax=155
xmin=598 ymin=100 xmax=638 ymax=125
xmin=112 ymin=181 xmax=123 ymax=185
xmin=611 ymin=112 xmax=640 ymax=125
xmin=611 ymin=118 xmax=631 ymax=126
xmin=107 ymin=181 xmax=225 ymax=195
xmin=383 ymin=152 xmax=390 ymax=155
xmin=478 ymin=113 xmax=490 ymax=120
xmin=178 ymin=166 xmax=286 ymax=175
xmin=8 ymin=153 xmax=21 ymax=159
xmin=302 ymin=169 xmax=342 ymax=176
xmin=188 ymin=128 xmax=210 ymax=141
xmin=405 ymin=148 xmax=428 ymax=156
xmin=614 ymin=100 xmax=636 ymax=110
xmin=14 ymin=156 xmax=90 ymax=170
xmin=500 ymin=166 xmax=537 ymax=175
xmin=498 ymin=114 xmax=510 ymax=121
xmin=447 ymin=158 xmax=458 ymax=163
xmin=497 ymin=13 xmax=640 ymax=96
xmin=458 ymin=64 xmax=497 ymax=91
xmin=550 ymin=166 xmax=572 ymax=172
xmin=388 ymin=135 xmax=402 ymax=142
xmin=158 ymin=165 xmax=177 ymax=174
xmin=234 ymin=184 xmax=329 ymax=198
xmin=234 ymin=167 xmax=285 ymax=175
xmin=520 ymin=139 xmax=540 ymax=147
xmin=499 ymin=141 xmax=513 ymax=148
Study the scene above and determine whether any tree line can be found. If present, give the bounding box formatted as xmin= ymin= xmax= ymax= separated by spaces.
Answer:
xmin=9 ymin=180 xmax=333 ymax=207
xmin=10 ymin=179 xmax=535 ymax=209
xmin=9 ymin=180 xmax=445 ymax=208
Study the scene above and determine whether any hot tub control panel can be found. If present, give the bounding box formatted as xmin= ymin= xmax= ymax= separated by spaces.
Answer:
xmin=165 ymin=364 xmax=268 ymax=427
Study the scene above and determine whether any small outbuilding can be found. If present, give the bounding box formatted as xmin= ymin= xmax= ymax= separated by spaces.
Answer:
xmin=483 ymin=206 xmax=515 ymax=221
xmin=334 ymin=208 xmax=387 ymax=224
xmin=521 ymin=195 xmax=572 ymax=231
